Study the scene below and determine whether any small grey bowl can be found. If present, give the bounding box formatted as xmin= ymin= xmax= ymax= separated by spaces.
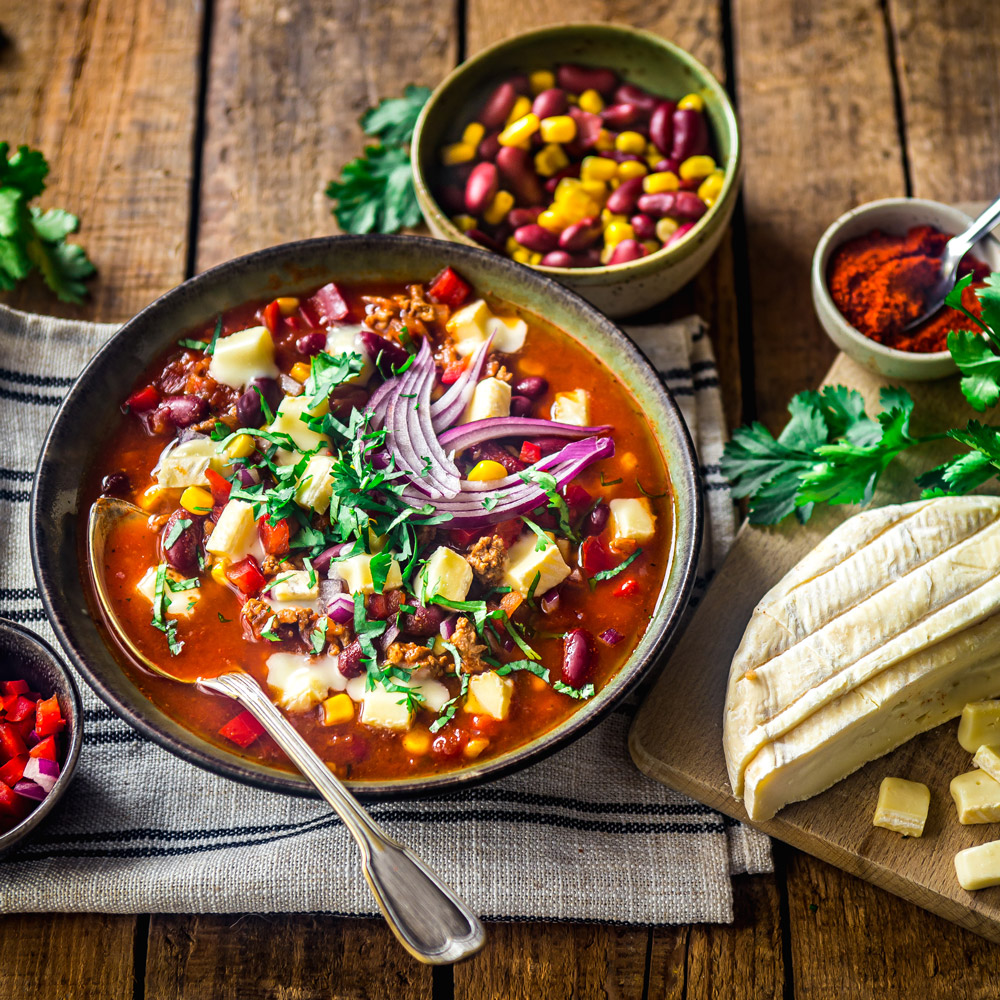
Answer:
xmin=0 ymin=618 xmax=83 ymax=857
xmin=811 ymin=197 xmax=1000 ymax=381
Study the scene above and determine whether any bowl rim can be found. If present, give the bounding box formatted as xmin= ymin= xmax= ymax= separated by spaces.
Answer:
xmin=410 ymin=21 xmax=742 ymax=280
xmin=31 ymin=232 xmax=704 ymax=800
xmin=811 ymin=196 xmax=1000 ymax=364
xmin=0 ymin=617 xmax=84 ymax=853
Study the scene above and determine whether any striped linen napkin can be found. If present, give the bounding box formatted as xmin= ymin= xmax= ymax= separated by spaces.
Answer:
xmin=0 ymin=303 xmax=770 ymax=923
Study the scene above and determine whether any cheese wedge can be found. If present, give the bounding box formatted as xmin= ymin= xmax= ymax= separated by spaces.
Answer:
xmin=724 ymin=497 xmax=1000 ymax=821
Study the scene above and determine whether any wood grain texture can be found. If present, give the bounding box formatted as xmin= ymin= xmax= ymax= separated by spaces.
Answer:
xmin=0 ymin=913 xmax=137 ymax=1000
xmin=453 ymin=921 xmax=649 ymax=1000
xmin=195 ymin=0 xmax=457 ymax=270
xmin=0 ymin=0 xmax=202 ymax=320
xmin=731 ymin=0 xmax=906 ymax=429
xmin=143 ymin=914 xmax=432 ymax=1000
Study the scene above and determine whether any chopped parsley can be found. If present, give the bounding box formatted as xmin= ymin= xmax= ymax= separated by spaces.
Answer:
xmin=164 ymin=518 xmax=192 ymax=550
xmin=553 ymin=681 xmax=596 ymax=699
xmin=591 ymin=548 xmax=642 ymax=582
xmin=150 ymin=563 xmax=183 ymax=656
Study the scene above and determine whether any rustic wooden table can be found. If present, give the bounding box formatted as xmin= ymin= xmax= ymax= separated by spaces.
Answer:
xmin=3 ymin=0 xmax=1000 ymax=996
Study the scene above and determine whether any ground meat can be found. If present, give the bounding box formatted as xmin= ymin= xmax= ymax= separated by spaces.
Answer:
xmin=452 ymin=616 xmax=488 ymax=675
xmin=241 ymin=598 xmax=275 ymax=641
xmin=416 ymin=524 xmax=439 ymax=550
xmin=260 ymin=554 xmax=283 ymax=576
xmin=362 ymin=283 xmax=449 ymax=340
xmin=484 ymin=358 xmax=513 ymax=383
xmin=385 ymin=642 xmax=451 ymax=676
xmin=466 ymin=534 xmax=507 ymax=587
xmin=190 ymin=403 xmax=238 ymax=436
xmin=240 ymin=598 xmax=318 ymax=645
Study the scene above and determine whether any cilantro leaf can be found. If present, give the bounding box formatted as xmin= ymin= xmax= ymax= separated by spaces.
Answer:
xmin=553 ymin=681 xmax=595 ymax=700
xmin=591 ymin=548 xmax=642 ymax=582
xmin=948 ymin=329 xmax=1000 ymax=412
xmin=360 ymin=85 xmax=431 ymax=146
xmin=304 ymin=350 xmax=363 ymax=408
xmin=326 ymin=143 xmax=422 ymax=235
xmin=164 ymin=517 xmax=193 ymax=550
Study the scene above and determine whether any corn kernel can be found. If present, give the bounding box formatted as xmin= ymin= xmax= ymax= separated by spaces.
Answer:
xmin=615 ymin=131 xmax=647 ymax=155
xmin=655 ymin=217 xmax=679 ymax=242
xmin=677 ymin=92 xmax=704 ymax=112
xmin=642 ymin=240 xmax=660 ymax=255
xmin=698 ymin=170 xmax=725 ymax=206
xmin=539 ymin=115 xmax=577 ymax=144
xmin=211 ymin=559 xmax=230 ymax=587
xmin=601 ymin=209 xmax=627 ymax=226
xmin=224 ymin=434 xmax=255 ymax=460
xmin=580 ymin=156 xmax=618 ymax=182
xmin=403 ymin=729 xmax=432 ymax=755
xmin=643 ymin=171 xmax=680 ymax=194
xmin=594 ymin=129 xmax=615 ymax=152
xmin=464 ymin=737 xmax=490 ymax=759
xmin=441 ymin=142 xmax=477 ymax=165
xmin=506 ymin=235 xmax=523 ymax=255
xmin=461 ymin=122 xmax=486 ymax=147
xmin=617 ymin=159 xmax=647 ymax=180
xmin=276 ymin=296 xmax=300 ymax=316
xmin=289 ymin=361 xmax=312 ymax=383
xmin=529 ymin=69 xmax=555 ymax=94
xmin=537 ymin=208 xmax=568 ymax=231
xmin=483 ymin=189 xmax=515 ymax=225
xmin=180 ymin=486 xmax=214 ymax=515
xmin=553 ymin=177 xmax=583 ymax=202
xmin=528 ymin=252 xmax=543 ymax=265
xmin=620 ymin=451 xmax=638 ymax=471
xmin=579 ymin=179 xmax=608 ymax=201
xmin=498 ymin=113 xmax=540 ymax=148
xmin=679 ymin=155 xmax=716 ymax=181
xmin=512 ymin=248 xmax=532 ymax=264
xmin=505 ymin=95 xmax=532 ymax=126
xmin=560 ymin=192 xmax=601 ymax=223
xmin=578 ymin=88 xmax=604 ymax=114
xmin=322 ymin=693 xmax=355 ymax=727
xmin=534 ymin=143 xmax=569 ymax=178
xmin=604 ymin=221 xmax=635 ymax=247
xmin=468 ymin=459 xmax=509 ymax=481
xmin=451 ymin=214 xmax=478 ymax=232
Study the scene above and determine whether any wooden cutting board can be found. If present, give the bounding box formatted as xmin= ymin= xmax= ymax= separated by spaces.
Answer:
xmin=629 ymin=351 xmax=1000 ymax=943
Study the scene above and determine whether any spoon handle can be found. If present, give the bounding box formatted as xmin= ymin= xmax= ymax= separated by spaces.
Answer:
xmin=949 ymin=194 xmax=1000 ymax=262
xmin=200 ymin=672 xmax=485 ymax=965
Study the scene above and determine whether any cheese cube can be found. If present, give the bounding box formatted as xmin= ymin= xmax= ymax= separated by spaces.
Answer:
xmin=154 ymin=437 xmax=231 ymax=488
xmin=419 ymin=546 xmax=473 ymax=603
xmin=205 ymin=499 xmax=258 ymax=560
xmin=265 ymin=652 xmax=347 ymax=712
xmin=136 ymin=567 xmax=200 ymax=617
xmin=950 ymin=770 xmax=1000 ymax=824
xmin=466 ymin=671 xmax=514 ymax=721
xmin=958 ymin=700 xmax=1000 ymax=753
xmin=361 ymin=682 xmax=415 ymax=731
xmin=325 ymin=324 xmax=374 ymax=386
xmin=609 ymin=497 xmax=657 ymax=545
xmin=492 ymin=315 xmax=527 ymax=353
xmin=502 ymin=531 xmax=571 ymax=597
xmin=294 ymin=454 xmax=336 ymax=512
xmin=208 ymin=326 xmax=278 ymax=388
xmin=447 ymin=299 xmax=493 ymax=356
xmin=334 ymin=553 xmax=403 ymax=594
xmin=872 ymin=776 xmax=930 ymax=837
xmin=267 ymin=395 xmax=330 ymax=453
xmin=550 ymin=389 xmax=591 ymax=426
xmin=267 ymin=570 xmax=319 ymax=603
xmin=955 ymin=840 xmax=1000 ymax=891
xmin=462 ymin=377 xmax=511 ymax=423
xmin=974 ymin=745 xmax=1000 ymax=784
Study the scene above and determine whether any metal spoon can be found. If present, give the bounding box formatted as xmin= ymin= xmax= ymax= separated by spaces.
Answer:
xmin=88 ymin=496 xmax=484 ymax=965
xmin=902 ymin=194 xmax=1000 ymax=331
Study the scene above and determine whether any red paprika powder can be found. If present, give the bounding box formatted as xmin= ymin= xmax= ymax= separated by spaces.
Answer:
xmin=827 ymin=225 xmax=988 ymax=353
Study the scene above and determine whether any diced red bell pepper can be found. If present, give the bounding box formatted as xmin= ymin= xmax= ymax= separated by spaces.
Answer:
xmin=441 ymin=359 xmax=467 ymax=385
xmin=428 ymin=266 xmax=472 ymax=308
xmin=262 ymin=299 xmax=283 ymax=336
xmin=561 ymin=483 xmax=592 ymax=509
xmin=1 ymin=679 xmax=30 ymax=697
xmin=580 ymin=536 xmax=615 ymax=575
xmin=125 ymin=384 xmax=160 ymax=413
xmin=307 ymin=282 xmax=350 ymax=325
xmin=205 ymin=468 xmax=232 ymax=506
xmin=450 ymin=527 xmax=482 ymax=548
xmin=614 ymin=577 xmax=640 ymax=598
xmin=0 ymin=756 xmax=27 ymax=787
xmin=259 ymin=516 xmax=291 ymax=556
xmin=29 ymin=735 xmax=58 ymax=761
xmin=519 ymin=441 xmax=542 ymax=464
xmin=226 ymin=556 xmax=266 ymax=597
xmin=34 ymin=695 xmax=65 ymax=737
xmin=218 ymin=710 xmax=265 ymax=749
xmin=5 ymin=696 xmax=34 ymax=724
xmin=0 ymin=723 xmax=28 ymax=761
xmin=0 ymin=781 xmax=27 ymax=819
xmin=494 ymin=519 xmax=523 ymax=548
xmin=0 ymin=693 xmax=17 ymax=714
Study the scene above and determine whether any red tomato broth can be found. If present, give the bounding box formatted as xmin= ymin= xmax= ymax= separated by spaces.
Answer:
xmin=82 ymin=278 xmax=674 ymax=781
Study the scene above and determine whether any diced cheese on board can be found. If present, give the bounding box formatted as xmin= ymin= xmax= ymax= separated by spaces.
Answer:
xmin=267 ymin=570 xmax=318 ymax=603
xmin=267 ymin=395 xmax=330 ymax=453
xmin=950 ymin=770 xmax=1000 ymax=824
xmin=974 ymin=745 xmax=1000 ymax=784
xmin=205 ymin=499 xmax=259 ymax=561
xmin=294 ymin=454 xmax=336 ymax=512
xmin=609 ymin=497 xmax=656 ymax=545
xmin=361 ymin=682 xmax=415 ymax=731
xmin=265 ymin=652 xmax=348 ymax=711
xmin=872 ymin=776 xmax=929 ymax=837
xmin=955 ymin=840 xmax=1000 ymax=891
xmin=958 ymin=701 xmax=1000 ymax=753
xmin=136 ymin=567 xmax=200 ymax=617
xmin=208 ymin=326 xmax=278 ymax=388
xmin=723 ymin=497 xmax=1000 ymax=821
xmin=419 ymin=546 xmax=473 ymax=603
xmin=466 ymin=671 xmax=514 ymax=721
xmin=550 ymin=389 xmax=591 ymax=426
xmin=502 ymin=531 xmax=571 ymax=597
xmin=462 ymin=377 xmax=511 ymax=423
xmin=334 ymin=553 xmax=403 ymax=595
xmin=153 ymin=436 xmax=231 ymax=488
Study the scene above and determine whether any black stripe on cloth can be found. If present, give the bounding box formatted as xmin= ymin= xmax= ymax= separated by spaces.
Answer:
xmin=658 ymin=360 xmax=717 ymax=382
xmin=0 ymin=487 xmax=30 ymax=502
xmin=704 ymin=481 xmax=730 ymax=492
xmin=0 ymin=385 xmax=64 ymax=406
xmin=83 ymin=707 xmax=120 ymax=722
xmin=0 ymin=367 xmax=75 ymax=388
xmin=700 ymin=463 xmax=721 ymax=476
xmin=691 ymin=359 xmax=716 ymax=374
xmin=85 ymin=730 xmax=143 ymax=746
xmin=693 ymin=376 xmax=720 ymax=390
xmin=0 ymin=467 xmax=33 ymax=482
xmin=0 ymin=607 xmax=47 ymax=623
xmin=0 ymin=588 xmax=40 ymax=601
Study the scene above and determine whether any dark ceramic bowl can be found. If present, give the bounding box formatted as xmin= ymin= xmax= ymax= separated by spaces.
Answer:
xmin=31 ymin=234 xmax=702 ymax=799
xmin=0 ymin=618 xmax=83 ymax=856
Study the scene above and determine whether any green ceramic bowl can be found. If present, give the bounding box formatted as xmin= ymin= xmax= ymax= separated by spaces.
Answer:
xmin=32 ymin=235 xmax=702 ymax=799
xmin=412 ymin=23 xmax=742 ymax=318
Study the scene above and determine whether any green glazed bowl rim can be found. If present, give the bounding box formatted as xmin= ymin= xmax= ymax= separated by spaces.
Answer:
xmin=411 ymin=21 xmax=742 ymax=280
xmin=31 ymin=233 xmax=703 ymax=799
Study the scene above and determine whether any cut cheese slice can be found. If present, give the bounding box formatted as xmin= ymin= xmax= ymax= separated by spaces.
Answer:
xmin=724 ymin=496 xmax=1000 ymax=820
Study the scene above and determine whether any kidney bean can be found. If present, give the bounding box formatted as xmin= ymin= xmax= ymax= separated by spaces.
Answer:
xmin=366 ymin=589 xmax=405 ymax=621
xmin=562 ymin=628 xmax=596 ymax=688
xmin=161 ymin=508 xmax=203 ymax=576
xmin=513 ymin=375 xmax=548 ymax=398
xmin=478 ymin=130 xmax=501 ymax=161
xmin=401 ymin=604 xmax=446 ymax=637
xmin=509 ymin=394 xmax=533 ymax=416
xmin=577 ymin=249 xmax=602 ymax=267
xmin=651 ymin=157 xmax=680 ymax=175
xmin=671 ymin=107 xmax=709 ymax=161
xmin=157 ymin=395 xmax=207 ymax=428
xmin=543 ymin=163 xmax=583 ymax=194
xmin=649 ymin=100 xmax=677 ymax=155
xmin=328 ymin=384 xmax=369 ymax=420
xmin=510 ymin=73 xmax=531 ymax=95
xmin=679 ymin=177 xmax=701 ymax=192
xmin=470 ymin=441 xmax=525 ymax=474
xmin=465 ymin=228 xmax=502 ymax=252
xmin=601 ymin=103 xmax=642 ymax=130
xmin=438 ymin=184 xmax=468 ymax=215
xmin=607 ymin=239 xmax=648 ymax=265
xmin=636 ymin=191 xmax=678 ymax=218
xmin=614 ymin=83 xmax=660 ymax=114
xmin=251 ymin=376 xmax=282 ymax=413
xmin=630 ymin=213 xmax=657 ymax=241
xmin=513 ymin=223 xmax=559 ymax=253
xmin=496 ymin=146 xmax=545 ymax=205
xmin=583 ymin=502 xmax=609 ymax=537
xmin=295 ymin=331 xmax=326 ymax=357
xmin=605 ymin=177 xmax=645 ymax=216
xmin=666 ymin=222 xmax=696 ymax=247
xmin=556 ymin=64 xmax=618 ymax=97
xmin=566 ymin=108 xmax=603 ymax=152
xmin=538 ymin=250 xmax=573 ymax=268
xmin=673 ymin=191 xmax=708 ymax=220
xmin=558 ymin=217 xmax=602 ymax=251
xmin=338 ymin=640 xmax=364 ymax=679
xmin=531 ymin=87 xmax=568 ymax=119
xmin=465 ymin=162 xmax=498 ymax=215
xmin=508 ymin=206 xmax=543 ymax=228
xmin=236 ymin=388 xmax=263 ymax=428
xmin=359 ymin=328 xmax=409 ymax=374
xmin=100 ymin=471 xmax=130 ymax=497
xmin=478 ymin=81 xmax=518 ymax=130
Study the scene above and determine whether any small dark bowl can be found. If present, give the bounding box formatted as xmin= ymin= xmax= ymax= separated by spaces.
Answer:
xmin=0 ymin=618 xmax=83 ymax=857
xmin=31 ymin=234 xmax=702 ymax=799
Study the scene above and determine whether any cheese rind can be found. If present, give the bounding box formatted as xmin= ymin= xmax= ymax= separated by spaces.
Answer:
xmin=958 ymin=701 xmax=1000 ymax=753
xmin=950 ymin=770 xmax=1000 ymax=824
xmin=955 ymin=840 xmax=1000 ymax=891
xmin=872 ymin=777 xmax=929 ymax=837
xmin=973 ymin=745 xmax=1000 ymax=785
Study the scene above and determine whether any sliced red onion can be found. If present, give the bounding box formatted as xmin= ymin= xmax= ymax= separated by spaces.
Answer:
xmin=440 ymin=614 xmax=458 ymax=640
xmin=313 ymin=543 xmax=351 ymax=577
xmin=318 ymin=579 xmax=345 ymax=611
xmin=378 ymin=621 xmax=400 ymax=652
xmin=599 ymin=627 xmax=625 ymax=646
xmin=13 ymin=779 xmax=46 ymax=802
xmin=365 ymin=377 xmax=398 ymax=428
xmin=327 ymin=593 xmax=356 ymax=624
xmin=540 ymin=590 xmax=561 ymax=615
xmin=439 ymin=417 xmax=611 ymax=454
xmin=24 ymin=756 xmax=59 ymax=793
xmin=26 ymin=729 xmax=40 ymax=747
xmin=430 ymin=331 xmax=495 ymax=432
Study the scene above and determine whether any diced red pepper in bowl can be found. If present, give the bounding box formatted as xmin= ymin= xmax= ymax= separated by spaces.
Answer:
xmin=34 ymin=695 xmax=65 ymax=736
xmin=219 ymin=710 xmax=266 ymax=749
xmin=428 ymin=266 xmax=472 ymax=308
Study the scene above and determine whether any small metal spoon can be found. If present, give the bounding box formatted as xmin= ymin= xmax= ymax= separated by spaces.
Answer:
xmin=902 ymin=194 xmax=1000 ymax=332
xmin=88 ymin=496 xmax=484 ymax=965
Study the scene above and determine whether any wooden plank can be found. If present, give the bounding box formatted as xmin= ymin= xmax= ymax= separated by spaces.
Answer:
xmin=195 ymin=0 xmax=458 ymax=271
xmin=453 ymin=921 xmax=649 ymax=1000
xmin=144 ymin=914 xmax=432 ymax=1000
xmin=731 ymin=0 xmax=906 ymax=429
xmin=0 ymin=913 xmax=136 ymax=1000
xmin=0 ymin=0 xmax=203 ymax=320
